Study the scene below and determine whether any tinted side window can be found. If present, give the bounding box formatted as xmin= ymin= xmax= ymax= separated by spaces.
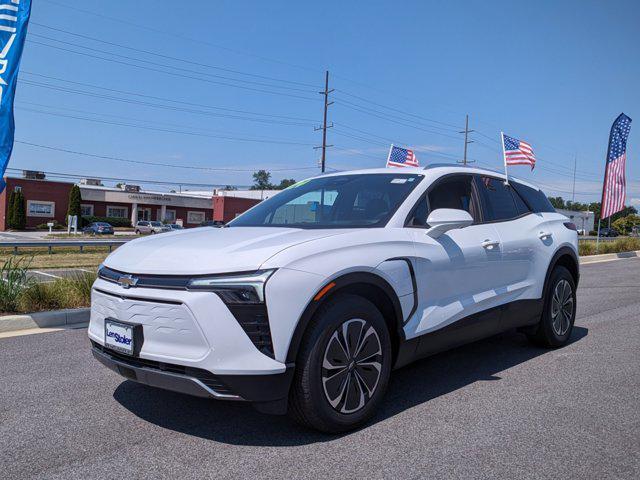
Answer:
xmin=427 ymin=175 xmax=479 ymax=222
xmin=512 ymin=182 xmax=556 ymax=213
xmin=476 ymin=176 xmax=519 ymax=222
xmin=511 ymin=188 xmax=530 ymax=216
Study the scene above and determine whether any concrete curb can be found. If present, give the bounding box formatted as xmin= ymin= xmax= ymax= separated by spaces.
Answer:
xmin=0 ymin=308 xmax=90 ymax=333
xmin=580 ymin=250 xmax=640 ymax=264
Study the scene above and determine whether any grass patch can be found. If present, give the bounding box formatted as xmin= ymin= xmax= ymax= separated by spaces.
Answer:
xmin=0 ymin=246 xmax=112 ymax=269
xmin=0 ymin=256 xmax=33 ymax=313
xmin=17 ymin=272 xmax=96 ymax=313
xmin=579 ymin=237 xmax=640 ymax=256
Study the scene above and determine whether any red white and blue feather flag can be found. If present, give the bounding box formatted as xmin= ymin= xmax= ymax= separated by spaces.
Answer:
xmin=386 ymin=145 xmax=419 ymax=168
xmin=600 ymin=113 xmax=632 ymax=219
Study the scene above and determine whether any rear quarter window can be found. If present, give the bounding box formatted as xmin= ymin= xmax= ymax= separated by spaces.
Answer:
xmin=512 ymin=182 xmax=556 ymax=213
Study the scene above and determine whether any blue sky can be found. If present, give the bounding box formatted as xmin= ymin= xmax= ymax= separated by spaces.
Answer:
xmin=11 ymin=0 xmax=640 ymax=202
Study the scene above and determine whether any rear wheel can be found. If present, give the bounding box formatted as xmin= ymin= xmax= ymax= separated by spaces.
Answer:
xmin=289 ymin=294 xmax=392 ymax=433
xmin=527 ymin=266 xmax=576 ymax=347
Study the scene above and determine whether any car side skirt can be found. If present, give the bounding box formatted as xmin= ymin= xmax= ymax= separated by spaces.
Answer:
xmin=394 ymin=298 xmax=543 ymax=369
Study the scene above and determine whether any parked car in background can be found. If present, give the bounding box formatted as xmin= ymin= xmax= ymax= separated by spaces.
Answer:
xmin=599 ymin=227 xmax=619 ymax=237
xmin=134 ymin=220 xmax=171 ymax=234
xmin=82 ymin=222 xmax=114 ymax=235
xmin=200 ymin=220 xmax=225 ymax=227
xmin=168 ymin=224 xmax=184 ymax=231
xmin=90 ymin=165 xmax=579 ymax=433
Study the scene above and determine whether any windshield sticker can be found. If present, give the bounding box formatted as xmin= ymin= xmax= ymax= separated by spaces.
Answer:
xmin=288 ymin=179 xmax=311 ymax=189
xmin=390 ymin=178 xmax=408 ymax=184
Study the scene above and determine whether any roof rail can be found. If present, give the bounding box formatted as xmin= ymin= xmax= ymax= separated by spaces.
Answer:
xmin=423 ymin=162 xmax=459 ymax=169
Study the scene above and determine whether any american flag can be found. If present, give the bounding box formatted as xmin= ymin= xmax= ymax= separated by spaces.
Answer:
xmin=601 ymin=113 xmax=632 ymax=219
xmin=386 ymin=145 xmax=419 ymax=168
xmin=502 ymin=134 xmax=536 ymax=170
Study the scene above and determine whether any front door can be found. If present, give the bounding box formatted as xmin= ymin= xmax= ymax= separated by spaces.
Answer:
xmin=405 ymin=174 xmax=504 ymax=341
xmin=137 ymin=208 xmax=151 ymax=221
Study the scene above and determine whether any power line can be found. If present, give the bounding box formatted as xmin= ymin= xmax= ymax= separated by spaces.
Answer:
xmin=17 ymin=107 xmax=316 ymax=146
xmin=334 ymin=88 xmax=463 ymax=130
xmin=27 ymin=32 xmax=318 ymax=94
xmin=20 ymin=71 xmax=318 ymax=123
xmin=26 ymin=39 xmax=321 ymax=102
xmin=30 ymin=22 xmax=322 ymax=89
xmin=14 ymin=141 xmax=320 ymax=172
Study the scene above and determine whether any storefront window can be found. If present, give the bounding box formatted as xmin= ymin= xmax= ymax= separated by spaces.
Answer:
xmin=107 ymin=206 xmax=128 ymax=218
xmin=187 ymin=211 xmax=205 ymax=224
xmin=27 ymin=201 xmax=55 ymax=217
xmin=81 ymin=204 xmax=94 ymax=216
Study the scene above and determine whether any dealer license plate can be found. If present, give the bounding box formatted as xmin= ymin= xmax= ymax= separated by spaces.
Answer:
xmin=104 ymin=319 xmax=136 ymax=355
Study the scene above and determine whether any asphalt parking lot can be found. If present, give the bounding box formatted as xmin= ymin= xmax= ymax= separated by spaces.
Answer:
xmin=1 ymin=258 xmax=639 ymax=479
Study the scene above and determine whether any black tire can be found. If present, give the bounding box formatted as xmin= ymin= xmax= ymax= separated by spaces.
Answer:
xmin=527 ymin=266 xmax=576 ymax=348
xmin=289 ymin=294 xmax=392 ymax=433
xmin=134 ymin=230 xmax=140 ymax=235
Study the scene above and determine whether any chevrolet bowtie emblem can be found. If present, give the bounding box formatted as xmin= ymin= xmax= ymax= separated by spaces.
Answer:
xmin=118 ymin=274 xmax=138 ymax=289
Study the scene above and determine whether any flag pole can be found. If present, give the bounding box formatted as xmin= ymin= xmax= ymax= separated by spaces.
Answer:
xmin=386 ymin=144 xmax=394 ymax=167
xmin=501 ymin=132 xmax=509 ymax=185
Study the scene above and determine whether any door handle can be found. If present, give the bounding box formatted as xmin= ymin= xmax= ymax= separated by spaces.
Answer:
xmin=538 ymin=231 xmax=552 ymax=240
xmin=481 ymin=239 xmax=500 ymax=250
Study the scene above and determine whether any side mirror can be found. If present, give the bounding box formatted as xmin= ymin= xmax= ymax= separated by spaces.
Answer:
xmin=425 ymin=208 xmax=473 ymax=239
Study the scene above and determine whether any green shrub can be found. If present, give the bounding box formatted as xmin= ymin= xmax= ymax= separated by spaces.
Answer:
xmin=7 ymin=190 xmax=26 ymax=230
xmin=82 ymin=216 xmax=131 ymax=228
xmin=67 ymin=185 xmax=82 ymax=227
xmin=579 ymin=237 xmax=640 ymax=256
xmin=36 ymin=221 xmax=66 ymax=230
xmin=18 ymin=272 xmax=96 ymax=313
xmin=0 ymin=257 xmax=34 ymax=312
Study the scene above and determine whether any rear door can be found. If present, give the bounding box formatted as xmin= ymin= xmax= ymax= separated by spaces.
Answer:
xmin=474 ymin=175 xmax=539 ymax=303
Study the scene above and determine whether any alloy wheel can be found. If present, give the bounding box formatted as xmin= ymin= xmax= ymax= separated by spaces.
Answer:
xmin=551 ymin=279 xmax=573 ymax=336
xmin=321 ymin=318 xmax=383 ymax=414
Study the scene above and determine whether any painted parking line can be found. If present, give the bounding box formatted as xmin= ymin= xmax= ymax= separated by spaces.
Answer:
xmin=31 ymin=270 xmax=63 ymax=279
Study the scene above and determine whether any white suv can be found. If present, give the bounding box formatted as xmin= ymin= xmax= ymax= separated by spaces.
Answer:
xmin=89 ymin=165 xmax=579 ymax=432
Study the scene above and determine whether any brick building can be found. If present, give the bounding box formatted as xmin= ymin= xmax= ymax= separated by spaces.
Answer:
xmin=0 ymin=173 xmax=217 ymax=230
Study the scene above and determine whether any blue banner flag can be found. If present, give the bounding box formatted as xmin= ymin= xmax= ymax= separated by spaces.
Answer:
xmin=0 ymin=0 xmax=31 ymax=193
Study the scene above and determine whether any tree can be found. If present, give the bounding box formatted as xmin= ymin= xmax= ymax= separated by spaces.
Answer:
xmin=276 ymin=178 xmax=296 ymax=190
xmin=7 ymin=190 xmax=17 ymax=229
xmin=251 ymin=170 xmax=274 ymax=190
xmin=548 ymin=197 xmax=565 ymax=209
xmin=67 ymin=185 xmax=82 ymax=226
xmin=223 ymin=185 xmax=238 ymax=191
xmin=612 ymin=214 xmax=640 ymax=235
xmin=11 ymin=190 xmax=26 ymax=230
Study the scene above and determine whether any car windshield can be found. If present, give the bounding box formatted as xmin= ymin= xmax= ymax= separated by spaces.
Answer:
xmin=150 ymin=221 xmax=162 ymax=227
xmin=229 ymin=173 xmax=423 ymax=229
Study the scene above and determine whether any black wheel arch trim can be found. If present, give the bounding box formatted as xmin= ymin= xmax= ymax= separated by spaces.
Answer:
xmin=285 ymin=271 xmax=406 ymax=364
xmin=544 ymin=246 xmax=580 ymax=290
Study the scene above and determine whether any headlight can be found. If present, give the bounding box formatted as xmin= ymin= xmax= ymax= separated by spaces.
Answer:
xmin=187 ymin=269 xmax=275 ymax=304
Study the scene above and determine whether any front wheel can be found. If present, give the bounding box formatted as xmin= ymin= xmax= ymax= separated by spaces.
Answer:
xmin=289 ymin=294 xmax=392 ymax=433
xmin=527 ymin=266 xmax=576 ymax=347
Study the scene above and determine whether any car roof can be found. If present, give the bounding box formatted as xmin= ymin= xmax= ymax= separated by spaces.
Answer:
xmin=317 ymin=164 xmax=542 ymax=191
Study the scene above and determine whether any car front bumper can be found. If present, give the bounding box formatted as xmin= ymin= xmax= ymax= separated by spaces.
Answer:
xmin=91 ymin=341 xmax=294 ymax=408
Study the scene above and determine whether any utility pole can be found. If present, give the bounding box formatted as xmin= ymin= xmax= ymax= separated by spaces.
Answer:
xmin=571 ymin=155 xmax=577 ymax=203
xmin=314 ymin=70 xmax=333 ymax=173
xmin=458 ymin=114 xmax=474 ymax=165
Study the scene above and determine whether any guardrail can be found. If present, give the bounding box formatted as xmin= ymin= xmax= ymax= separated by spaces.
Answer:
xmin=0 ymin=240 xmax=129 ymax=254
xmin=578 ymin=237 xmax=618 ymax=243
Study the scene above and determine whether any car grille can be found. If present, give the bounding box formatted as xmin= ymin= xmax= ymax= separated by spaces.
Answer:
xmin=91 ymin=341 xmax=233 ymax=395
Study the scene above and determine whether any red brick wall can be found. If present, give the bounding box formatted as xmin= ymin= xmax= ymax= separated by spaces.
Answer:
xmin=213 ymin=196 xmax=260 ymax=223
xmin=0 ymin=176 xmax=215 ymax=230
xmin=0 ymin=177 xmax=73 ymax=230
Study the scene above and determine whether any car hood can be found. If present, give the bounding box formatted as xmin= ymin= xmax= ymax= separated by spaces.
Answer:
xmin=104 ymin=226 xmax=348 ymax=275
